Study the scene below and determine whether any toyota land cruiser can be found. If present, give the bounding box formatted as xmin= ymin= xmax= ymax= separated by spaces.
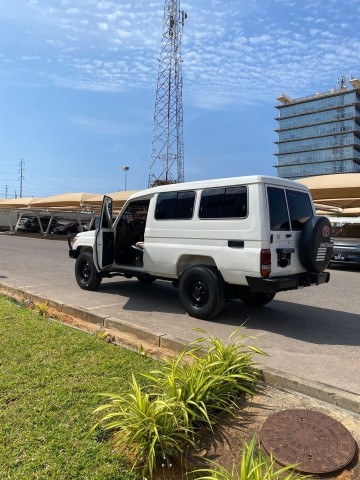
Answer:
xmin=68 ymin=176 xmax=333 ymax=319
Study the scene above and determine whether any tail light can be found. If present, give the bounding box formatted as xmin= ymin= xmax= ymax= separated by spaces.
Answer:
xmin=261 ymin=249 xmax=271 ymax=278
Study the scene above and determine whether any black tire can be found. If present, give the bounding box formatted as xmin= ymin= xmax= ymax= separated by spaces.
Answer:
xmin=299 ymin=216 xmax=333 ymax=273
xmin=179 ymin=266 xmax=225 ymax=319
xmin=75 ymin=252 xmax=102 ymax=290
xmin=240 ymin=292 xmax=275 ymax=306
xmin=136 ymin=275 xmax=156 ymax=284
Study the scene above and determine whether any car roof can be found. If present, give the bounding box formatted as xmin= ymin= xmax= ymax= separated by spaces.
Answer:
xmin=127 ymin=175 xmax=309 ymax=201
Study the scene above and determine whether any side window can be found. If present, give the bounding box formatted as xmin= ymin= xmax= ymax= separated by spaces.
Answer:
xmin=155 ymin=193 xmax=177 ymax=219
xmin=101 ymin=197 xmax=113 ymax=229
xmin=155 ymin=191 xmax=195 ymax=220
xmin=199 ymin=188 xmax=224 ymax=218
xmin=176 ymin=191 xmax=196 ymax=219
xmin=267 ymin=187 xmax=290 ymax=231
xmin=286 ymin=189 xmax=314 ymax=230
xmin=199 ymin=186 xmax=248 ymax=219
xmin=222 ymin=187 xmax=247 ymax=217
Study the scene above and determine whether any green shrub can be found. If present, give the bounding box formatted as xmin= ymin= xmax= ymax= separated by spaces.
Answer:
xmin=92 ymin=374 xmax=194 ymax=476
xmin=144 ymin=328 xmax=266 ymax=430
xmin=93 ymin=329 xmax=266 ymax=478
xmin=194 ymin=436 xmax=311 ymax=480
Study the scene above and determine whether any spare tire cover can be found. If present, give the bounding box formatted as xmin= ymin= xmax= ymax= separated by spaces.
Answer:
xmin=299 ymin=216 xmax=333 ymax=273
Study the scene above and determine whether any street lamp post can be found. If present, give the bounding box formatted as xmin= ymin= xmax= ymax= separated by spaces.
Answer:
xmin=122 ymin=166 xmax=129 ymax=191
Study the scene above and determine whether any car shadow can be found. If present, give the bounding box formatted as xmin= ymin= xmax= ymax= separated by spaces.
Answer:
xmin=222 ymin=300 xmax=360 ymax=347
xmin=98 ymin=279 xmax=360 ymax=347
xmin=329 ymin=263 xmax=360 ymax=272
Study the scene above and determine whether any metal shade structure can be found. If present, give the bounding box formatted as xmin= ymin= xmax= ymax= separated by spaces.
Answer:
xmin=313 ymin=197 xmax=360 ymax=209
xmin=340 ymin=207 xmax=360 ymax=216
xmin=0 ymin=197 xmax=43 ymax=209
xmin=84 ymin=190 xmax=139 ymax=209
xmin=296 ymin=173 xmax=360 ymax=202
xmin=30 ymin=192 xmax=97 ymax=209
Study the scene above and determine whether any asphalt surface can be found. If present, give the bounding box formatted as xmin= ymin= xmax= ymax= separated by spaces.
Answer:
xmin=1 ymin=234 xmax=359 ymax=397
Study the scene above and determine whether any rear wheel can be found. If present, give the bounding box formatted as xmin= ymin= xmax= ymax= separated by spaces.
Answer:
xmin=239 ymin=292 xmax=275 ymax=306
xmin=75 ymin=252 xmax=102 ymax=290
xmin=179 ymin=266 xmax=225 ymax=319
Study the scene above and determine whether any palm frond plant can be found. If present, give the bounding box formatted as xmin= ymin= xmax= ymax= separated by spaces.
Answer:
xmin=194 ymin=436 xmax=311 ymax=480
xmin=91 ymin=374 xmax=194 ymax=476
xmin=143 ymin=328 xmax=266 ymax=431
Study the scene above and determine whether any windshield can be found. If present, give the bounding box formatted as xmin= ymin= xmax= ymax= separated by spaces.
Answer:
xmin=333 ymin=224 xmax=360 ymax=238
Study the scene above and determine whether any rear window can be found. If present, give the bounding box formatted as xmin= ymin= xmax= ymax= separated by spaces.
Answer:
xmin=199 ymin=186 xmax=247 ymax=219
xmin=334 ymin=224 xmax=360 ymax=238
xmin=155 ymin=191 xmax=195 ymax=220
xmin=267 ymin=187 xmax=313 ymax=231
xmin=286 ymin=190 xmax=313 ymax=230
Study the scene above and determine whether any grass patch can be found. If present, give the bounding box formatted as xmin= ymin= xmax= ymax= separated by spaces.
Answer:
xmin=0 ymin=295 xmax=157 ymax=480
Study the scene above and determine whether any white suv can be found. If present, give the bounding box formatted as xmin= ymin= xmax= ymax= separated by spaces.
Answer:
xmin=68 ymin=175 xmax=333 ymax=319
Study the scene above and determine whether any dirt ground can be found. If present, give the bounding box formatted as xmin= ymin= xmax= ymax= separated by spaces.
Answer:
xmin=152 ymin=384 xmax=359 ymax=480
xmin=5 ymin=293 xmax=360 ymax=480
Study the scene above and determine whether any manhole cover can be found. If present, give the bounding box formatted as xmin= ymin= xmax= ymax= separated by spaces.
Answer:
xmin=259 ymin=409 xmax=357 ymax=475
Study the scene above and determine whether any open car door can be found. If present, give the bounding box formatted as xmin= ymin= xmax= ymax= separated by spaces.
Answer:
xmin=95 ymin=196 xmax=115 ymax=270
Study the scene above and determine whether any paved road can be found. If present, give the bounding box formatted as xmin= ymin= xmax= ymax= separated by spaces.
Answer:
xmin=1 ymin=234 xmax=359 ymax=395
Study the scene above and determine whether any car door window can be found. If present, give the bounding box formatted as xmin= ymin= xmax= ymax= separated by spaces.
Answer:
xmin=267 ymin=187 xmax=290 ymax=230
xmin=286 ymin=189 xmax=313 ymax=230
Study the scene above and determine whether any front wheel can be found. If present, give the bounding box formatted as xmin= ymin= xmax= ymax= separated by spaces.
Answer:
xmin=75 ymin=252 xmax=102 ymax=290
xmin=239 ymin=292 xmax=275 ymax=306
xmin=179 ymin=266 xmax=225 ymax=320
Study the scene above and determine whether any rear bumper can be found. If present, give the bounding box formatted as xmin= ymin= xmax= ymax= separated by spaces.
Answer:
xmin=246 ymin=271 xmax=330 ymax=294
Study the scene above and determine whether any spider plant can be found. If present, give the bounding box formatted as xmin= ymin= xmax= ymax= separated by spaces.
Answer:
xmin=91 ymin=374 xmax=194 ymax=477
xmin=194 ymin=436 xmax=311 ymax=480
xmin=143 ymin=328 xmax=266 ymax=431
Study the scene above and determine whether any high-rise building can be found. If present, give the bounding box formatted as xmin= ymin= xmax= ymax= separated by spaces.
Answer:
xmin=275 ymin=76 xmax=360 ymax=179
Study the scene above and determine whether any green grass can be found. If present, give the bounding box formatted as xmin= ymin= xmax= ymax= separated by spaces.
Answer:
xmin=0 ymin=295 xmax=157 ymax=480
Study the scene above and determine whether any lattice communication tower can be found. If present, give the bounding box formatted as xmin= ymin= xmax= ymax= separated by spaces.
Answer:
xmin=148 ymin=0 xmax=187 ymax=187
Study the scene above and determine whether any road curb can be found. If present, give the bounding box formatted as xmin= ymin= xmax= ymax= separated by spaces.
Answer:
xmin=0 ymin=282 xmax=359 ymax=415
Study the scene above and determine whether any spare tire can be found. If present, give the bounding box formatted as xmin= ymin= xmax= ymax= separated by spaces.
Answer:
xmin=299 ymin=216 xmax=333 ymax=273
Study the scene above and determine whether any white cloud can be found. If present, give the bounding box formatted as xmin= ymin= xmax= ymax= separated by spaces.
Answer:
xmin=1 ymin=0 xmax=360 ymax=110
xmin=98 ymin=22 xmax=109 ymax=31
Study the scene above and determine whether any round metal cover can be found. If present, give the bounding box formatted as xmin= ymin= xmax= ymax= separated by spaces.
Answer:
xmin=259 ymin=409 xmax=357 ymax=475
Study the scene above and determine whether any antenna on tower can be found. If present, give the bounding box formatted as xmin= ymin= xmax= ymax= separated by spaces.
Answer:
xmin=148 ymin=0 xmax=187 ymax=187
xmin=338 ymin=74 xmax=347 ymax=90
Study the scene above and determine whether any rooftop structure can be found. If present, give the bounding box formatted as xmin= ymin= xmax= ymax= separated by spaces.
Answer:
xmin=275 ymin=76 xmax=360 ymax=179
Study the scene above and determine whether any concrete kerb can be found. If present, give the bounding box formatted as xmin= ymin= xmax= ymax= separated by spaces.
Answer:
xmin=104 ymin=316 xmax=164 ymax=346
xmin=258 ymin=366 xmax=360 ymax=416
xmin=0 ymin=281 xmax=359 ymax=415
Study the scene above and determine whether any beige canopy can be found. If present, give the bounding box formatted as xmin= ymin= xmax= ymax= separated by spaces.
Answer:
xmin=84 ymin=190 xmax=139 ymax=208
xmin=296 ymin=173 xmax=360 ymax=201
xmin=339 ymin=207 xmax=360 ymax=216
xmin=30 ymin=192 xmax=97 ymax=209
xmin=0 ymin=197 xmax=43 ymax=208
xmin=313 ymin=197 xmax=360 ymax=209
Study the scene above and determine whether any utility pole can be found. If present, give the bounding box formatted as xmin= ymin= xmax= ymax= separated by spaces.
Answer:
xmin=148 ymin=0 xmax=187 ymax=187
xmin=19 ymin=158 xmax=25 ymax=198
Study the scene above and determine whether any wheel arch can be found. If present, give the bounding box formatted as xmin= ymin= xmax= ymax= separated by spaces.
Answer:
xmin=176 ymin=254 xmax=218 ymax=278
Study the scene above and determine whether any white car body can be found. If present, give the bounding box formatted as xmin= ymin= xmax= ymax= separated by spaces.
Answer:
xmin=69 ymin=175 xmax=333 ymax=319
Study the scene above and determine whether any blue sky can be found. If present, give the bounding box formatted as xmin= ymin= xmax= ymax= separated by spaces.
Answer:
xmin=1 ymin=0 xmax=360 ymax=198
